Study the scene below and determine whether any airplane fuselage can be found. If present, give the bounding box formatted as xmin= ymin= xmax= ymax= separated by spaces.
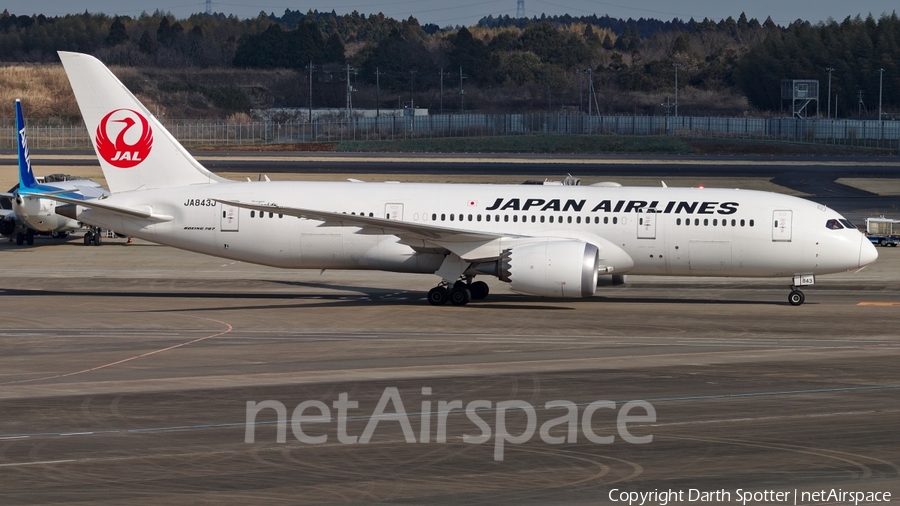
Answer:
xmin=73 ymin=182 xmax=871 ymax=279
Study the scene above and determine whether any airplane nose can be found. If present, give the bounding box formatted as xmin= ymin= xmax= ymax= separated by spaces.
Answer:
xmin=859 ymin=235 xmax=878 ymax=268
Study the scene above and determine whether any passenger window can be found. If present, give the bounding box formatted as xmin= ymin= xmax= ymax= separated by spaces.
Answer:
xmin=250 ymin=210 xmax=255 ymax=218
xmin=504 ymin=215 xmax=509 ymax=222
xmin=713 ymin=219 xmax=717 ymax=226
xmin=531 ymin=215 xmax=536 ymax=223
xmin=749 ymin=219 xmax=753 ymax=227
xmin=269 ymin=212 xmax=274 ymax=218
xmin=604 ymin=217 xmax=609 ymax=224
xmin=704 ymin=219 xmax=708 ymax=226
xmin=279 ymin=214 xmax=283 ymax=218
xmin=694 ymin=219 xmax=699 ymax=226
xmin=740 ymin=219 xmax=745 ymax=227
xmin=686 ymin=219 xmax=690 ymax=226
xmin=576 ymin=216 xmax=581 ymax=224
xmin=441 ymin=214 xmax=445 ymax=221
xmin=613 ymin=217 xmax=618 ymax=224
xmin=468 ymin=214 xmax=473 ymax=221
xmin=825 ymin=219 xmax=843 ymax=230
xmin=477 ymin=215 xmax=482 ymax=222
xmin=432 ymin=213 xmax=437 ymax=221
xmin=594 ymin=217 xmax=599 ymax=224
xmin=222 ymin=211 xmax=226 ymax=218
xmin=513 ymin=215 xmax=518 ymax=222
xmin=731 ymin=219 xmax=736 ymax=226
xmin=540 ymin=216 xmax=545 ymax=223
xmin=676 ymin=218 xmax=681 ymax=225
xmin=458 ymin=214 xmax=463 ymax=221
xmin=450 ymin=214 xmax=454 ymax=221
xmin=567 ymin=216 xmax=572 ymax=224
xmin=549 ymin=216 xmax=554 ymax=223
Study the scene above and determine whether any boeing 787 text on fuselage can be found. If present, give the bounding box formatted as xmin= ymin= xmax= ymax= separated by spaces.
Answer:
xmin=50 ymin=51 xmax=877 ymax=306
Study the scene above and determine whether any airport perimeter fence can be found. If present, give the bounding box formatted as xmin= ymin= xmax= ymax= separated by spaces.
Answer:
xmin=3 ymin=114 xmax=899 ymax=152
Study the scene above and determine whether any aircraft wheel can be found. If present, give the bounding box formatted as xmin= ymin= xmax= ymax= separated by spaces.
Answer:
xmin=25 ymin=233 xmax=34 ymax=246
xmin=92 ymin=233 xmax=102 ymax=246
xmin=788 ymin=290 xmax=805 ymax=306
xmin=449 ymin=286 xmax=471 ymax=306
xmin=58 ymin=232 xmax=67 ymax=239
xmin=0 ymin=220 xmax=14 ymax=236
xmin=470 ymin=281 xmax=489 ymax=300
xmin=427 ymin=286 xmax=449 ymax=306
xmin=84 ymin=233 xmax=92 ymax=246
xmin=16 ymin=232 xmax=24 ymax=245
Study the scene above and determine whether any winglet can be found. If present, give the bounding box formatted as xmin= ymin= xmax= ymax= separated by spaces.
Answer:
xmin=15 ymin=100 xmax=38 ymax=189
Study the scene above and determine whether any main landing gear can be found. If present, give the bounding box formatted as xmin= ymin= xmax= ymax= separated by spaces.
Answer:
xmin=15 ymin=229 xmax=34 ymax=246
xmin=83 ymin=227 xmax=102 ymax=246
xmin=428 ymin=279 xmax=490 ymax=306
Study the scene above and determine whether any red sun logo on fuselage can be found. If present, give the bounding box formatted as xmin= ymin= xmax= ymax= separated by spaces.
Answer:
xmin=95 ymin=109 xmax=153 ymax=169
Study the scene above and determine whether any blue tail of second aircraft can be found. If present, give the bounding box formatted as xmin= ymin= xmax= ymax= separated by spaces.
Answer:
xmin=16 ymin=99 xmax=38 ymax=190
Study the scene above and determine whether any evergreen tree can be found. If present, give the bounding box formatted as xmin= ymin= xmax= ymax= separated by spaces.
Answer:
xmin=106 ymin=17 xmax=128 ymax=46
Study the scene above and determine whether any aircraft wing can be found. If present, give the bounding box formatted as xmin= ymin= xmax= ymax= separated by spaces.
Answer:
xmin=40 ymin=194 xmax=173 ymax=222
xmin=213 ymin=199 xmax=512 ymax=258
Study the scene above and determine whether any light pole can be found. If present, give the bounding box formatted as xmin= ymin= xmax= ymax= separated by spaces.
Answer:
xmin=878 ymin=68 xmax=885 ymax=121
xmin=459 ymin=66 xmax=466 ymax=113
xmin=306 ymin=61 xmax=315 ymax=123
xmin=673 ymin=63 xmax=682 ymax=118
xmin=440 ymin=68 xmax=444 ymax=115
xmin=344 ymin=65 xmax=356 ymax=119
xmin=577 ymin=69 xmax=583 ymax=114
xmin=374 ymin=67 xmax=384 ymax=118
xmin=825 ymin=67 xmax=834 ymax=119
xmin=409 ymin=69 xmax=417 ymax=110
xmin=585 ymin=68 xmax=593 ymax=116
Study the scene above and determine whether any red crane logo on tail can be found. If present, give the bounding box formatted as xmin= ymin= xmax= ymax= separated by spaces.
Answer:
xmin=95 ymin=109 xmax=153 ymax=169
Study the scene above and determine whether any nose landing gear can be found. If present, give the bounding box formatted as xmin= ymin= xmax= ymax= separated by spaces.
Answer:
xmin=787 ymin=275 xmax=814 ymax=306
xmin=788 ymin=288 xmax=805 ymax=306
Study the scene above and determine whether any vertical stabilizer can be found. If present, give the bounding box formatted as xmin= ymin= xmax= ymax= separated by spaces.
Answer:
xmin=57 ymin=51 xmax=230 ymax=194
xmin=15 ymin=99 xmax=38 ymax=190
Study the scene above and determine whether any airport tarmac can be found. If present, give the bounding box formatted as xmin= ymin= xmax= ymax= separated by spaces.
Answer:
xmin=1 ymin=232 xmax=899 ymax=505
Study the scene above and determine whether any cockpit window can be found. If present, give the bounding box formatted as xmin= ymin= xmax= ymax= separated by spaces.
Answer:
xmin=839 ymin=219 xmax=856 ymax=230
xmin=825 ymin=219 xmax=843 ymax=230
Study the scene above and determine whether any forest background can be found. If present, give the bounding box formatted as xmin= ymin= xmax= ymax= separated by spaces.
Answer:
xmin=0 ymin=8 xmax=897 ymax=122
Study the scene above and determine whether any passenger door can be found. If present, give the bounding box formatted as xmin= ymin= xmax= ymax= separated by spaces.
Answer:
xmin=221 ymin=203 xmax=239 ymax=231
xmin=637 ymin=210 xmax=656 ymax=239
xmin=384 ymin=203 xmax=404 ymax=220
xmin=772 ymin=210 xmax=792 ymax=242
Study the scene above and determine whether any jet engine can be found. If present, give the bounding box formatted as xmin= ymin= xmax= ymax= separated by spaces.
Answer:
xmin=472 ymin=240 xmax=599 ymax=298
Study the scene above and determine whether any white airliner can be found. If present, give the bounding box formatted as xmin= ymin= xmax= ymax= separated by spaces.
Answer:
xmin=1 ymin=99 xmax=108 ymax=245
xmin=51 ymin=51 xmax=877 ymax=306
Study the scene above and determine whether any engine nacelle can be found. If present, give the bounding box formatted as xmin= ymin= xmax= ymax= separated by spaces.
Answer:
xmin=475 ymin=240 xmax=599 ymax=298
